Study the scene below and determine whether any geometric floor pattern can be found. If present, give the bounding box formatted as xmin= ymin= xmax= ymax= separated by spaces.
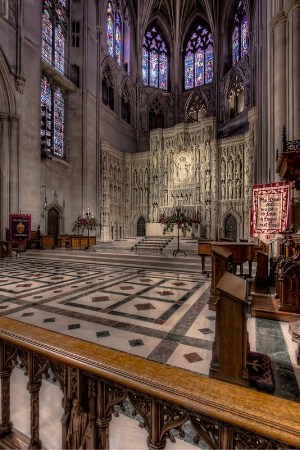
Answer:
xmin=0 ymin=251 xmax=300 ymax=400
xmin=0 ymin=256 xmax=213 ymax=375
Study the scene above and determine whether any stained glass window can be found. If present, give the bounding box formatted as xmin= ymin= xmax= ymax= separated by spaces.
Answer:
xmin=107 ymin=1 xmax=114 ymax=57
xmin=55 ymin=24 xmax=65 ymax=73
xmin=41 ymin=77 xmax=52 ymax=153
xmin=106 ymin=1 xmax=129 ymax=69
xmin=115 ymin=12 xmax=121 ymax=64
xmin=41 ymin=0 xmax=67 ymax=74
xmin=184 ymin=23 xmax=214 ymax=90
xmin=53 ymin=87 xmax=64 ymax=157
xmin=142 ymin=27 xmax=168 ymax=91
xmin=42 ymin=9 xmax=52 ymax=64
xmin=41 ymin=76 xmax=65 ymax=158
xmin=232 ymin=1 xmax=249 ymax=66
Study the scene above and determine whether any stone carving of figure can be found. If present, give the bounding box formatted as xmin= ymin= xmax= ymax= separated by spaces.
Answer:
xmin=205 ymin=203 xmax=211 ymax=221
xmin=175 ymin=155 xmax=190 ymax=182
xmin=133 ymin=170 xmax=137 ymax=183
xmin=228 ymin=159 xmax=233 ymax=179
xmin=205 ymin=171 xmax=211 ymax=190
xmin=236 ymin=158 xmax=242 ymax=180
xmin=221 ymin=160 xmax=225 ymax=181
xmin=67 ymin=399 xmax=88 ymax=450
xmin=221 ymin=182 xmax=225 ymax=200
xmin=228 ymin=180 xmax=233 ymax=199
xmin=236 ymin=179 xmax=242 ymax=199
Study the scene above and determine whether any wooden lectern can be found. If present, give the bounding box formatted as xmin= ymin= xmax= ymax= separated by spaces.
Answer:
xmin=210 ymin=272 xmax=249 ymax=386
xmin=209 ymin=247 xmax=232 ymax=310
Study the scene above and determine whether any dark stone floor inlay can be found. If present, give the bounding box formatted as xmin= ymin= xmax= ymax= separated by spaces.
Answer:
xmin=199 ymin=328 xmax=214 ymax=335
xmin=68 ymin=323 xmax=80 ymax=330
xmin=135 ymin=303 xmax=156 ymax=311
xmin=157 ymin=290 xmax=174 ymax=296
xmin=184 ymin=352 xmax=203 ymax=363
xmin=96 ymin=331 xmax=110 ymax=338
xmin=92 ymin=296 xmax=110 ymax=302
xmin=129 ymin=339 xmax=144 ymax=347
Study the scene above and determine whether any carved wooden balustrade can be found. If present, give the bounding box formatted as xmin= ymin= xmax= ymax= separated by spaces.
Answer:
xmin=1 ymin=316 xmax=300 ymax=450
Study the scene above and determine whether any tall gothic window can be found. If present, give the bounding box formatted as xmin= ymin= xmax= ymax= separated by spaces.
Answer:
xmin=106 ymin=1 xmax=130 ymax=70
xmin=184 ymin=23 xmax=214 ymax=90
xmin=142 ymin=26 xmax=168 ymax=91
xmin=41 ymin=76 xmax=65 ymax=158
xmin=232 ymin=0 xmax=249 ymax=66
xmin=42 ymin=0 xmax=67 ymax=74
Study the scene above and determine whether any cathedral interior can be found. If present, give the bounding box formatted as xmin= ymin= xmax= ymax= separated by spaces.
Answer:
xmin=0 ymin=0 xmax=299 ymax=241
xmin=1 ymin=0 xmax=300 ymax=449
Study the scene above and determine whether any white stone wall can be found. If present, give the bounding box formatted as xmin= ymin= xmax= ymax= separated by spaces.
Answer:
xmin=100 ymin=113 xmax=257 ymax=241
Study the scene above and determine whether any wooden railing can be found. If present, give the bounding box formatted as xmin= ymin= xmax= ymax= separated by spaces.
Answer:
xmin=1 ymin=316 xmax=300 ymax=449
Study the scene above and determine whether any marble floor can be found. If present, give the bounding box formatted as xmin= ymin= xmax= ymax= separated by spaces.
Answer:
xmin=1 ymin=241 xmax=300 ymax=449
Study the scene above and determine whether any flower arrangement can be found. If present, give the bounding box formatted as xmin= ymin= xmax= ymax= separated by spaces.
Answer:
xmin=161 ymin=209 xmax=193 ymax=237
xmin=72 ymin=216 xmax=101 ymax=233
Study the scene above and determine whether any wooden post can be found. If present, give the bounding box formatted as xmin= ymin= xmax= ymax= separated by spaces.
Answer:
xmin=96 ymin=380 xmax=112 ymax=450
xmin=27 ymin=353 xmax=43 ymax=449
xmin=0 ymin=341 xmax=15 ymax=438
xmin=148 ymin=399 xmax=166 ymax=449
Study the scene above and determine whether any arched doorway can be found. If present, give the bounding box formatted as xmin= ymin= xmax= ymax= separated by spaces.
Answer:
xmin=137 ymin=216 xmax=145 ymax=236
xmin=47 ymin=207 xmax=60 ymax=243
xmin=225 ymin=215 xmax=237 ymax=241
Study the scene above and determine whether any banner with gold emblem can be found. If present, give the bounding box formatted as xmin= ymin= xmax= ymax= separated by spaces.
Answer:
xmin=9 ymin=214 xmax=31 ymax=244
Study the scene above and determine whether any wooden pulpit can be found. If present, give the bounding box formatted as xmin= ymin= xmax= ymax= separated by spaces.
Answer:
xmin=209 ymin=247 xmax=232 ymax=310
xmin=210 ymin=271 xmax=249 ymax=386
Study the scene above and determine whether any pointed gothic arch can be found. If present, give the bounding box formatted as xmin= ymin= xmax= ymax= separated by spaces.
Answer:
xmin=46 ymin=195 xmax=65 ymax=239
xmin=120 ymin=77 xmax=134 ymax=124
xmin=225 ymin=69 xmax=245 ymax=119
xmin=137 ymin=216 xmax=146 ymax=237
xmin=185 ymin=90 xmax=208 ymax=123
xmin=220 ymin=209 xmax=243 ymax=241
xmin=147 ymin=90 xmax=170 ymax=131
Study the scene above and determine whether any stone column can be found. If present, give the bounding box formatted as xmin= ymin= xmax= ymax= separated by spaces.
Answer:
xmin=287 ymin=3 xmax=300 ymax=139
xmin=272 ymin=13 xmax=287 ymax=156
xmin=0 ymin=114 xmax=10 ymax=240
xmin=9 ymin=115 xmax=19 ymax=216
